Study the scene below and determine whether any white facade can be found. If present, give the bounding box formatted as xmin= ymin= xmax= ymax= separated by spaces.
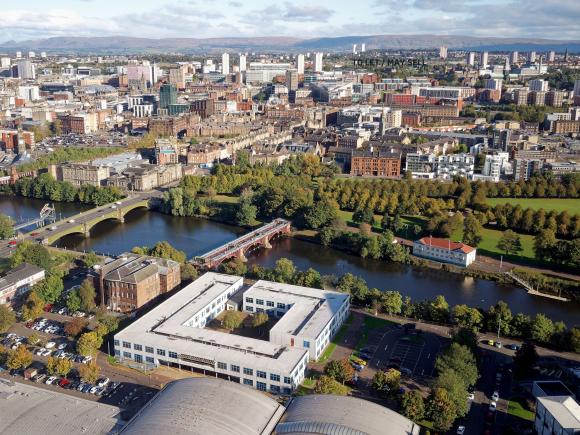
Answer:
xmin=436 ymin=154 xmax=475 ymax=180
xmin=222 ymin=53 xmax=230 ymax=75
xmin=466 ymin=52 xmax=475 ymax=66
xmin=0 ymin=264 xmax=45 ymax=305
xmin=483 ymin=152 xmax=510 ymax=181
xmin=535 ymin=396 xmax=580 ymax=435
xmin=0 ymin=57 xmax=10 ymax=68
xmin=297 ymin=54 xmax=305 ymax=75
xmin=529 ymin=51 xmax=537 ymax=63
xmin=413 ymin=237 xmax=477 ymax=267
xmin=114 ymin=273 xmax=349 ymax=394
xmin=383 ymin=109 xmax=402 ymax=129
xmin=510 ymin=51 xmax=519 ymax=64
xmin=18 ymin=85 xmax=40 ymax=101
xmin=239 ymin=54 xmax=246 ymax=72
xmin=480 ymin=51 xmax=488 ymax=67
xmin=314 ymin=52 xmax=323 ymax=73
xmin=16 ymin=60 xmax=35 ymax=80
xmin=439 ymin=46 xmax=448 ymax=59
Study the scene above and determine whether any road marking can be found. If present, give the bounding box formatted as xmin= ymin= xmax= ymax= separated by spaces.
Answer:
xmin=384 ymin=344 xmax=388 ymax=351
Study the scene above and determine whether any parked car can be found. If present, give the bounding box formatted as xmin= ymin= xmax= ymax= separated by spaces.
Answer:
xmin=457 ymin=426 xmax=466 ymax=435
xmin=45 ymin=376 xmax=58 ymax=385
xmin=494 ymin=341 xmax=502 ymax=348
xmin=45 ymin=341 xmax=56 ymax=349
xmin=492 ymin=391 xmax=499 ymax=402
xmin=97 ymin=377 xmax=110 ymax=388
xmin=506 ymin=343 xmax=520 ymax=351
xmin=57 ymin=343 xmax=67 ymax=350
xmin=489 ymin=401 xmax=497 ymax=412
xmin=468 ymin=393 xmax=475 ymax=401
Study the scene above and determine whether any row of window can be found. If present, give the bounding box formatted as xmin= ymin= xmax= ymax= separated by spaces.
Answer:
xmin=244 ymin=297 xmax=286 ymax=310
xmin=215 ymin=362 xmax=291 ymax=384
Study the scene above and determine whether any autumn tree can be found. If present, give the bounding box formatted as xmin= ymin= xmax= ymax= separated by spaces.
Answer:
xmin=252 ymin=312 xmax=269 ymax=329
xmin=79 ymin=361 xmax=100 ymax=384
xmin=65 ymin=318 xmax=88 ymax=337
xmin=324 ymin=358 xmax=355 ymax=385
xmin=6 ymin=345 xmax=33 ymax=370
xmin=400 ymin=390 xmax=425 ymax=422
xmin=314 ymin=375 xmax=349 ymax=395
xmin=77 ymin=331 xmax=103 ymax=356
xmin=222 ymin=310 xmax=244 ymax=330
xmin=0 ymin=304 xmax=16 ymax=333
xmin=426 ymin=387 xmax=458 ymax=432
xmin=79 ymin=279 xmax=97 ymax=313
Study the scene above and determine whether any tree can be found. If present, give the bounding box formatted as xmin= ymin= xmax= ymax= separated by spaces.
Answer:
xmin=462 ymin=214 xmax=483 ymax=247
xmin=372 ymin=368 xmax=401 ymax=394
xmin=426 ymin=387 xmax=458 ymax=432
xmin=180 ymin=263 xmax=198 ymax=282
xmin=568 ymin=327 xmax=580 ymax=353
xmin=66 ymin=289 xmax=82 ymax=313
xmin=497 ymin=230 xmax=523 ymax=256
xmin=64 ymin=318 xmax=88 ymax=337
xmin=434 ymin=343 xmax=478 ymax=388
xmin=27 ymin=332 xmax=40 ymax=346
xmin=78 ymin=279 xmax=96 ymax=312
xmin=222 ymin=310 xmax=244 ymax=330
xmin=429 ymin=295 xmax=449 ymax=323
xmin=487 ymin=301 xmax=512 ymax=336
xmin=534 ymin=229 xmax=557 ymax=262
xmin=0 ymin=213 xmax=14 ymax=239
xmin=235 ymin=197 xmax=257 ymax=226
xmin=6 ymin=345 xmax=33 ymax=369
xmin=381 ymin=291 xmax=403 ymax=315
xmin=34 ymin=273 xmax=64 ymax=304
xmin=400 ymin=390 xmax=425 ymax=422
xmin=21 ymin=291 xmax=44 ymax=321
xmin=83 ymin=251 xmax=99 ymax=268
xmin=530 ymin=314 xmax=555 ymax=343
xmin=273 ymin=258 xmax=296 ymax=283
xmin=77 ymin=331 xmax=102 ymax=356
xmin=46 ymin=356 xmax=59 ymax=375
xmin=513 ymin=341 xmax=539 ymax=375
xmin=10 ymin=242 xmax=51 ymax=269
xmin=510 ymin=313 xmax=531 ymax=338
xmin=0 ymin=305 xmax=16 ymax=333
xmin=56 ymin=358 xmax=73 ymax=378
xmin=79 ymin=361 xmax=100 ymax=384
xmin=452 ymin=305 xmax=483 ymax=331
xmin=324 ymin=359 xmax=355 ymax=384
xmin=252 ymin=312 xmax=269 ymax=329
xmin=303 ymin=197 xmax=339 ymax=229
xmin=148 ymin=241 xmax=187 ymax=264
xmin=433 ymin=368 xmax=470 ymax=417
xmin=314 ymin=375 xmax=349 ymax=395
xmin=219 ymin=258 xmax=248 ymax=276
xmin=451 ymin=328 xmax=478 ymax=352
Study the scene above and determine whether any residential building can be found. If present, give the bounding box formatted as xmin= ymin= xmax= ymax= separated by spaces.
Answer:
xmin=514 ymin=88 xmax=529 ymax=105
xmin=436 ymin=153 xmax=475 ymax=180
xmin=413 ymin=236 xmax=477 ymax=267
xmin=511 ymin=51 xmax=519 ymax=64
xmin=350 ymin=150 xmax=401 ymax=177
xmin=239 ymin=54 xmax=246 ymax=72
xmin=535 ymin=396 xmax=580 ymax=435
xmin=95 ymin=253 xmax=180 ymax=312
xmin=222 ymin=53 xmax=230 ymax=75
xmin=154 ymin=138 xmax=179 ymax=166
xmin=546 ymin=90 xmax=565 ymax=107
xmin=297 ymin=54 xmax=305 ymax=75
xmin=314 ymin=52 xmax=323 ymax=73
xmin=485 ymin=79 xmax=503 ymax=90
xmin=0 ymin=264 xmax=45 ymax=306
xmin=187 ymin=144 xmax=225 ymax=167
xmin=285 ymin=69 xmax=298 ymax=92
xmin=466 ymin=52 xmax=475 ymax=66
xmin=439 ymin=46 xmax=448 ymax=59
xmin=168 ymin=67 xmax=186 ymax=89
xmin=113 ymin=272 xmax=350 ymax=393
xmin=482 ymin=152 xmax=510 ymax=181
xmin=245 ymin=62 xmax=291 ymax=84
xmin=50 ymin=163 xmax=111 ymax=187
xmin=529 ymin=79 xmax=549 ymax=92
xmin=514 ymin=159 xmax=543 ymax=181
xmin=480 ymin=51 xmax=488 ymax=67
xmin=15 ymin=60 xmax=35 ymax=79
xmin=405 ymin=153 xmax=437 ymax=179
xmin=553 ymin=120 xmax=580 ymax=134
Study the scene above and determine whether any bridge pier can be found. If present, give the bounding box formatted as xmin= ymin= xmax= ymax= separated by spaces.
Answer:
xmin=262 ymin=236 xmax=272 ymax=249
xmin=237 ymin=249 xmax=248 ymax=262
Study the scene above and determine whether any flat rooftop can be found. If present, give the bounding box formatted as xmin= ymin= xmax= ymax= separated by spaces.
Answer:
xmin=538 ymin=396 xmax=580 ymax=429
xmin=0 ymin=379 xmax=123 ymax=435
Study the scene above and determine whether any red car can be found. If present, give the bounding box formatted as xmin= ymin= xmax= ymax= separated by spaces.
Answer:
xmin=8 ymin=241 xmax=17 ymax=246
xmin=58 ymin=378 xmax=70 ymax=388
xmin=31 ymin=232 xmax=39 ymax=236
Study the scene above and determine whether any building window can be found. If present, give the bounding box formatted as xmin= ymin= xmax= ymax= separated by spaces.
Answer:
xmin=133 ymin=344 xmax=142 ymax=351
xmin=284 ymin=377 xmax=292 ymax=384
xmin=243 ymin=368 xmax=253 ymax=376
xmin=257 ymin=371 xmax=267 ymax=379
xmin=245 ymin=297 xmax=253 ymax=303
xmin=217 ymin=362 xmax=227 ymax=370
xmin=270 ymin=385 xmax=280 ymax=393
xmin=247 ymin=306 xmax=254 ymax=312
xmin=243 ymin=378 xmax=253 ymax=386
xmin=256 ymin=299 xmax=264 ymax=305
xmin=157 ymin=349 xmax=166 ymax=356
xmin=122 ymin=341 xmax=131 ymax=349
xmin=114 ymin=349 xmax=120 ymax=356
xmin=145 ymin=346 xmax=154 ymax=354
xmin=123 ymin=351 xmax=131 ymax=358
xmin=146 ymin=356 xmax=154 ymax=364
xmin=168 ymin=351 xmax=178 ymax=359
xmin=270 ymin=374 xmax=280 ymax=382
xmin=134 ymin=354 xmax=143 ymax=363
xmin=231 ymin=364 xmax=240 ymax=373
xmin=257 ymin=382 xmax=267 ymax=391
xmin=277 ymin=303 xmax=285 ymax=309
xmin=266 ymin=301 xmax=274 ymax=307
xmin=113 ymin=340 xmax=120 ymax=346
xmin=303 ymin=340 xmax=310 ymax=349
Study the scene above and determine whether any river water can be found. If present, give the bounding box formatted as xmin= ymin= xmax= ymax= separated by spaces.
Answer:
xmin=1 ymin=196 xmax=578 ymax=325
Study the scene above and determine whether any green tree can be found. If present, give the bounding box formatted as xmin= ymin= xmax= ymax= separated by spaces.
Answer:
xmin=77 ymin=331 xmax=102 ymax=356
xmin=372 ymin=368 xmax=401 ymax=395
xmin=314 ymin=375 xmax=349 ymax=395
xmin=433 ymin=368 xmax=470 ymax=417
xmin=452 ymin=305 xmax=483 ymax=331
xmin=0 ymin=304 xmax=16 ymax=333
xmin=513 ymin=341 xmax=539 ymax=375
xmin=510 ymin=313 xmax=531 ymax=338
xmin=324 ymin=358 xmax=355 ymax=384
xmin=462 ymin=214 xmax=483 ymax=247
xmin=252 ymin=312 xmax=269 ymax=329
xmin=66 ymin=289 xmax=81 ymax=313
xmin=56 ymin=357 xmax=73 ymax=378
xmin=180 ymin=263 xmax=198 ymax=282
xmin=273 ymin=258 xmax=296 ymax=283
xmin=303 ymin=197 xmax=339 ymax=229
xmin=429 ymin=295 xmax=449 ymax=323
xmin=79 ymin=361 xmax=100 ymax=384
xmin=567 ymin=327 xmax=580 ymax=353
xmin=400 ymin=390 xmax=425 ymax=422
xmin=222 ymin=310 xmax=244 ymax=330
xmin=219 ymin=258 xmax=248 ymax=275
xmin=149 ymin=241 xmax=187 ymax=264
xmin=381 ymin=291 xmax=403 ymax=315
xmin=426 ymin=387 xmax=457 ymax=432
xmin=78 ymin=279 xmax=96 ymax=312
xmin=434 ymin=343 xmax=478 ymax=388
xmin=534 ymin=229 xmax=557 ymax=262
xmin=0 ymin=213 xmax=14 ymax=239
xmin=33 ymin=273 xmax=64 ymax=304
xmin=6 ymin=345 xmax=33 ymax=369
xmin=530 ymin=314 xmax=555 ymax=343
xmin=27 ymin=332 xmax=40 ymax=346
xmin=21 ymin=291 xmax=44 ymax=320
xmin=487 ymin=301 xmax=512 ymax=336
xmin=83 ymin=251 xmax=99 ymax=268
xmin=235 ymin=197 xmax=258 ymax=226
xmin=10 ymin=242 xmax=51 ymax=269
xmin=497 ymin=230 xmax=523 ymax=256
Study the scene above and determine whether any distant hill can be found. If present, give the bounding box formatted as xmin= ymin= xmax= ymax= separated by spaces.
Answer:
xmin=1 ymin=34 xmax=580 ymax=54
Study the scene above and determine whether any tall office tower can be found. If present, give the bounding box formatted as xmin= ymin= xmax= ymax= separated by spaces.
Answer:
xmin=314 ymin=52 xmax=323 ymax=72
xmin=15 ymin=51 xmax=22 ymax=59
xmin=573 ymin=80 xmax=580 ymax=97
xmin=439 ymin=46 xmax=448 ymax=59
xmin=529 ymin=79 xmax=548 ymax=92
xmin=40 ymin=52 xmax=47 ymax=58
xmin=466 ymin=52 xmax=475 ymax=66
xmin=0 ymin=57 xmax=10 ymax=68
xmin=352 ymin=44 xmax=357 ymax=54
xmin=529 ymin=51 xmax=536 ymax=63
xmin=151 ymin=63 xmax=159 ymax=84
xmin=297 ymin=54 xmax=305 ymax=74
xmin=510 ymin=51 xmax=518 ymax=64
xmin=28 ymin=51 xmax=35 ymax=58
xmin=285 ymin=69 xmax=298 ymax=91
xmin=480 ymin=51 xmax=488 ymax=67
xmin=548 ymin=51 xmax=555 ymax=62
xmin=239 ymin=54 xmax=247 ymax=72
xmin=504 ymin=56 xmax=510 ymax=71
xmin=159 ymin=83 xmax=177 ymax=110
xmin=16 ymin=60 xmax=35 ymax=79
xmin=361 ymin=43 xmax=366 ymax=52
xmin=222 ymin=53 xmax=230 ymax=74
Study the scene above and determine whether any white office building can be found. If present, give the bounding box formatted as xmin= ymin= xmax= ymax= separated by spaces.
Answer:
xmin=297 ymin=54 xmax=305 ymax=75
xmin=413 ymin=236 xmax=477 ymax=267
xmin=482 ymin=152 xmax=510 ymax=181
xmin=239 ymin=54 xmax=246 ymax=72
xmin=246 ymin=62 xmax=291 ymax=84
xmin=0 ymin=263 xmax=45 ymax=306
xmin=0 ymin=57 xmax=10 ymax=68
xmin=314 ymin=52 xmax=323 ymax=73
xmin=548 ymin=51 xmax=555 ymax=62
xmin=573 ymin=80 xmax=580 ymax=97
xmin=480 ymin=51 xmax=488 ymax=67
xmin=222 ymin=53 xmax=230 ymax=75
xmin=466 ymin=52 xmax=475 ymax=66
xmin=16 ymin=60 xmax=35 ymax=80
xmin=361 ymin=43 xmax=366 ymax=53
xmin=511 ymin=51 xmax=519 ymax=64
xmin=535 ymin=396 xmax=580 ymax=435
xmin=114 ymin=272 xmax=349 ymax=393
xmin=18 ymin=85 xmax=40 ymax=101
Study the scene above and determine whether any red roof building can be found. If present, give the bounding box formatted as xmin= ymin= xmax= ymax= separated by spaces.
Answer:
xmin=413 ymin=236 xmax=476 ymax=267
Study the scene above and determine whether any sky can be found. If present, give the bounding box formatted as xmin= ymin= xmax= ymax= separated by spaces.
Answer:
xmin=2 ymin=0 xmax=580 ymax=42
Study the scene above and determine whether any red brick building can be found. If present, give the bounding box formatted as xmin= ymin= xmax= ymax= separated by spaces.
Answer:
xmin=350 ymin=150 xmax=402 ymax=177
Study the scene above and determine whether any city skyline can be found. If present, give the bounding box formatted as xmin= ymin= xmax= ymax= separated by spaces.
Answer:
xmin=2 ymin=0 xmax=580 ymax=43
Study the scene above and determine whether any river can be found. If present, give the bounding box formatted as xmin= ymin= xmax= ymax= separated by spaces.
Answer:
xmin=1 ymin=196 xmax=578 ymax=325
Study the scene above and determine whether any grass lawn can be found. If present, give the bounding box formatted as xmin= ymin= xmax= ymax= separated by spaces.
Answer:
xmin=213 ymin=194 xmax=239 ymax=204
xmin=452 ymin=226 xmax=537 ymax=264
xmin=507 ymin=397 xmax=535 ymax=421
xmin=336 ymin=210 xmax=428 ymax=238
xmin=318 ymin=314 xmax=353 ymax=363
xmin=486 ymin=198 xmax=580 ymax=215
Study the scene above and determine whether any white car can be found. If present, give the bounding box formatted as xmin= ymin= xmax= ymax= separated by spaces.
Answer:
xmin=35 ymin=348 xmax=45 ymax=356
xmin=90 ymin=386 xmax=99 ymax=394
xmin=467 ymin=393 xmax=475 ymax=401
xmin=68 ymin=219 xmax=75 ymax=223
xmin=97 ymin=377 xmax=110 ymax=387
xmin=45 ymin=341 xmax=56 ymax=349
xmin=457 ymin=426 xmax=466 ymax=435
xmin=41 ymin=349 xmax=52 ymax=357
xmin=45 ymin=376 xmax=58 ymax=385
xmin=492 ymin=391 xmax=499 ymax=402
xmin=82 ymin=356 xmax=93 ymax=364
xmin=57 ymin=343 xmax=67 ymax=350
xmin=489 ymin=401 xmax=497 ymax=412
